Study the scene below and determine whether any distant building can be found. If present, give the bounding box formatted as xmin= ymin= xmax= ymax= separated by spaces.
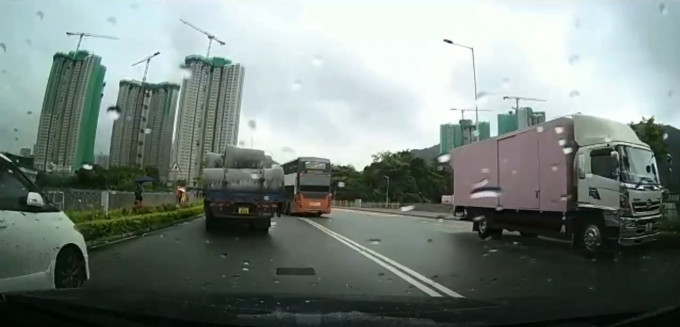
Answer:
xmin=497 ymin=111 xmax=518 ymax=135
xmin=173 ymin=55 xmax=245 ymax=184
xmin=109 ymin=80 xmax=180 ymax=181
xmin=19 ymin=148 xmax=31 ymax=157
xmin=34 ymin=50 xmax=106 ymax=173
xmin=498 ymin=107 xmax=545 ymax=135
xmin=440 ymin=119 xmax=491 ymax=154
xmin=95 ymin=153 xmax=109 ymax=169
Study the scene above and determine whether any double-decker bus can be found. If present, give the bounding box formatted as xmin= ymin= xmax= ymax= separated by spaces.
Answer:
xmin=281 ymin=157 xmax=332 ymax=216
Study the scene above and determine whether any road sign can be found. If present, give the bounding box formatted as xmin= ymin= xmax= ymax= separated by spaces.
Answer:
xmin=171 ymin=162 xmax=181 ymax=173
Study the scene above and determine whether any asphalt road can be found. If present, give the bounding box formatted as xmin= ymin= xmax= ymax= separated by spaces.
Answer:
xmin=84 ymin=208 xmax=680 ymax=311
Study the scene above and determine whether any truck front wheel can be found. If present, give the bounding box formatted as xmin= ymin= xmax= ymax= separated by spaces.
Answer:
xmin=581 ymin=223 xmax=604 ymax=254
xmin=475 ymin=216 xmax=502 ymax=240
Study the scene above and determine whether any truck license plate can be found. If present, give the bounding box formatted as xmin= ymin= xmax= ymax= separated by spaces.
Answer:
xmin=310 ymin=202 xmax=320 ymax=206
xmin=645 ymin=223 xmax=653 ymax=232
xmin=238 ymin=207 xmax=249 ymax=214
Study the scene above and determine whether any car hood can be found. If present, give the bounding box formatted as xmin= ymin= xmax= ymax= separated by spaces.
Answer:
xmin=0 ymin=288 xmax=671 ymax=326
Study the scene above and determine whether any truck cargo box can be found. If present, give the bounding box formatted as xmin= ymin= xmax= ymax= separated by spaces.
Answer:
xmin=451 ymin=116 xmax=576 ymax=213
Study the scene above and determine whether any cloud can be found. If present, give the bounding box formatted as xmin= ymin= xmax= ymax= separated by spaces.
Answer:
xmin=1 ymin=0 xmax=679 ymax=169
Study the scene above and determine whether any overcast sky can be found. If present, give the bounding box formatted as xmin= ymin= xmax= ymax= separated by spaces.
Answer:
xmin=1 ymin=0 xmax=678 ymax=169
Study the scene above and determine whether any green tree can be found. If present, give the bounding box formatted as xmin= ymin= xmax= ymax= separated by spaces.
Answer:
xmin=630 ymin=116 xmax=668 ymax=157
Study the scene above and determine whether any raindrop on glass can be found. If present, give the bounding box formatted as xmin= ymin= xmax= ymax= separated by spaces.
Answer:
xmin=27 ymin=111 xmax=32 ymax=115
xmin=537 ymin=126 xmax=544 ymax=133
xmin=238 ymin=141 xmax=245 ymax=146
xmin=488 ymin=249 xmax=498 ymax=253
xmin=400 ymin=205 xmax=415 ymax=212
xmin=282 ymin=146 xmax=294 ymax=153
xmin=427 ymin=238 xmax=433 ymax=242
xmin=437 ymin=153 xmax=450 ymax=163
xmin=551 ymin=165 xmax=558 ymax=172
xmin=242 ymin=260 xmax=250 ymax=266
xmin=179 ymin=64 xmax=193 ymax=80
xmin=558 ymin=139 xmax=567 ymax=146
xmin=569 ymin=90 xmax=580 ymax=98
xmin=107 ymin=16 xmax=117 ymax=25
xmin=560 ymin=194 xmax=571 ymax=201
xmin=554 ymin=126 xmax=564 ymax=134
xmin=663 ymin=133 xmax=668 ymax=140
xmin=36 ymin=11 xmax=44 ymax=20
xmin=660 ymin=3 xmax=668 ymax=16
xmin=368 ymin=238 xmax=381 ymax=245
xmin=205 ymin=240 xmax=211 ymax=244
xmin=250 ymin=173 xmax=261 ymax=180
xmin=481 ymin=168 xmax=490 ymax=173
xmin=144 ymin=128 xmax=152 ymax=134
xmin=568 ymin=54 xmax=579 ymax=65
xmin=312 ymin=55 xmax=323 ymax=66
xmin=501 ymin=78 xmax=510 ymax=89
xmin=563 ymin=147 xmax=573 ymax=154
xmin=82 ymin=163 xmax=93 ymax=170
xmin=437 ymin=218 xmax=444 ymax=223
xmin=274 ymin=279 xmax=280 ymax=284
xmin=0 ymin=43 xmax=5 ymax=53
xmin=512 ymin=241 xmax=519 ymax=245
xmin=495 ymin=205 xmax=503 ymax=211
xmin=291 ymin=80 xmax=302 ymax=91
xmin=220 ymin=253 xmax=227 ymax=258
xmin=476 ymin=91 xmax=490 ymax=101
xmin=26 ymin=39 xmax=32 ymax=46
xmin=247 ymin=120 xmax=256 ymax=130
xmin=159 ymin=234 xmax=165 ymax=238
xmin=242 ymin=266 xmax=250 ymax=272
xmin=106 ymin=106 xmax=121 ymax=121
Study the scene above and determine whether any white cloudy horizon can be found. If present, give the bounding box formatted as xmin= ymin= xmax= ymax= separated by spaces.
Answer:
xmin=1 ymin=0 xmax=679 ymax=170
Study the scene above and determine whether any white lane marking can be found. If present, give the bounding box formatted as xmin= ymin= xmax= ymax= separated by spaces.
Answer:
xmin=300 ymin=218 xmax=465 ymax=298
xmin=299 ymin=218 xmax=441 ymax=297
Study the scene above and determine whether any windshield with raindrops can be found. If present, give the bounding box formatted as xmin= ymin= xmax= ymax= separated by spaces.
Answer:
xmin=1 ymin=1 xmax=680 ymax=326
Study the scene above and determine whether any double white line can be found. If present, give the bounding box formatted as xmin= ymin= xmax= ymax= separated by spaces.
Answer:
xmin=300 ymin=218 xmax=464 ymax=298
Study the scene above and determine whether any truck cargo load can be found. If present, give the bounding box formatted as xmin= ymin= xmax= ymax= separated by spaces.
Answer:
xmin=450 ymin=114 xmax=664 ymax=254
xmin=202 ymin=145 xmax=285 ymax=232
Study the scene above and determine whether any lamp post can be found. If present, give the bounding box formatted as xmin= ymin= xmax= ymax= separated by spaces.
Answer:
xmin=443 ymin=38 xmax=478 ymax=140
xmin=383 ymin=175 xmax=390 ymax=208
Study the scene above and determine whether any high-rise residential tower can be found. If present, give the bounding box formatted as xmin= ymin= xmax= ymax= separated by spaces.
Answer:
xmin=34 ymin=50 xmax=106 ymax=173
xmin=109 ymin=80 xmax=179 ymax=180
xmin=173 ymin=55 xmax=245 ymax=184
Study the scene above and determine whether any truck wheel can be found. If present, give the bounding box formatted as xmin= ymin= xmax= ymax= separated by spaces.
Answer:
xmin=476 ymin=216 xmax=502 ymax=240
xmin=205 ymin=218 xmax=215 ymax=232
xmin=252 ymin=220 xmax=270 ymax=232
xmin=581 ymin=223 xmax=604 ymax=254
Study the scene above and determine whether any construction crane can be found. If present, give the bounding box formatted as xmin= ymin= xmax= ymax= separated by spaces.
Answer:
xmin=179 ymin=19 xmax=225 ymax=57
xmin=65 ymin=32 xmax=118 ymax=52
xmin=132 ymin=51 xmax=161 ymax=84
xmin=502 ymin=96 xmax=546 ymax=114
xmin=450 ymin=108 xmax=497 ymax=121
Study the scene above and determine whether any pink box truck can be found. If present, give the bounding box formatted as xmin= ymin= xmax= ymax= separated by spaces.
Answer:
xmin=450 ymin=114 xmax=665 ymax=254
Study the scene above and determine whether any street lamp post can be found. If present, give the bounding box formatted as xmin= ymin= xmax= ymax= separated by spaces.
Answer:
xmin=383 ymin=175 xmax=390 ymax=208
xmin=443 ymin=39 xmax=479 ymax=141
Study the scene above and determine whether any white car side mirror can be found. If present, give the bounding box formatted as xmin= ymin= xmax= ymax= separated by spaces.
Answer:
xmin=26 ymin=192 xmax=45 ymax=207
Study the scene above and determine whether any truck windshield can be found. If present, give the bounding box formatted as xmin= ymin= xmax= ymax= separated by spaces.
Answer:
xmin=618 ymin=146 xmax=659 ymax=185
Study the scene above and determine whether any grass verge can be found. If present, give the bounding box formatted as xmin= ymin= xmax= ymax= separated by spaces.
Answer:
xmin=73 ymin=202 xmax=204 ymax=248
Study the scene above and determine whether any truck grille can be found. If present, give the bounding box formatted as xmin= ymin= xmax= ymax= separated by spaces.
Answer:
xmin=632 ymin=200 xmax=661 ymax=214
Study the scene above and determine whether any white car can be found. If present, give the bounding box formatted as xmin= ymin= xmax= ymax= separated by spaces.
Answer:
xmin=0 ymin=154 xmax=89 ymax=293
